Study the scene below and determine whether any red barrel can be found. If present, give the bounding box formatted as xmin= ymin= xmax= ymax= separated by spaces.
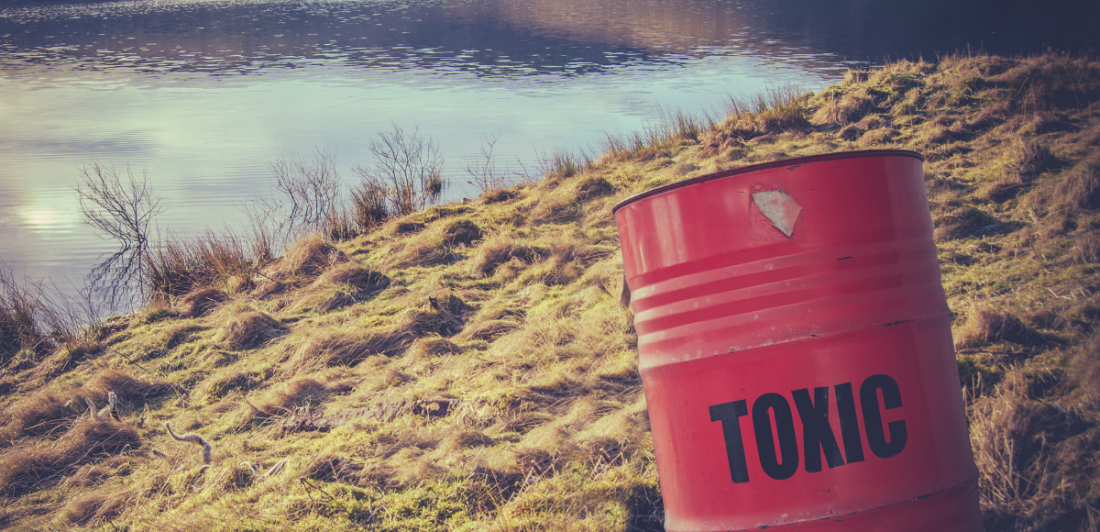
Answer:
xmin=614 ymin=150 xmax=980 ymax=531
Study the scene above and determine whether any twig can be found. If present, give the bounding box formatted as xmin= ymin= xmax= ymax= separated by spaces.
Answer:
xmin=165 ymin=421 xmax=213 ymax=464
xmin=244 ymin=398 xmax=276 ymax=417
xmin=101 ymin=346 xmax=153 ymax=374
xmin=84 ymin=396 xmax=96 ymax=421
xmin=263 ymin=459 xmax=288 ymax=479
xmin=300 ymin=478 xmax=336 ymax=501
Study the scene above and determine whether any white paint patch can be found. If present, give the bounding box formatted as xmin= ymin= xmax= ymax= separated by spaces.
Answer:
xmin=751 ymin=189 xmax=802 ymax=237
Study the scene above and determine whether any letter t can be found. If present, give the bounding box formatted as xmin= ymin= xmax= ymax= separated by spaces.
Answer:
xmin=710 ymin=400 xmax=750 ymax=484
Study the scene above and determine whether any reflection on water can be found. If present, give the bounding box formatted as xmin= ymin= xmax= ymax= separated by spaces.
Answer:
xmin=0 ymin=0 xmax=850 ymax=80
xmin=0 ymin=0 xmax=1096 ymax=302
xmin=3 ymin=0 xmax=1094 ymax=80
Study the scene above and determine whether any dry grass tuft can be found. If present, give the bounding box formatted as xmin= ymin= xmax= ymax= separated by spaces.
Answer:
xmin=993 ymin=53 xmax=1100 ymax=112
xmin=178 ymin=287 xmax=228 ymax=318
xmin=146 ymin=229 xmax=270 ymax=298
xmin=442 ymin=219 xmax=483 ymax=246
xmin=263 ymin=377 xmax=327 ymax=411
xmin=470 ymin=234 xmax=548 ymax=277
xmin=1055 ymin=156 xmax=1100 ymax=211
xmin=956 ymin=305 xmax=1045 ymax=349
xmin=457 ymin=319 xmax=520 ymax=342
xmin=303 ymin=454 xmax=364 ymax=484
xmin=969 ymin=370 xmax=1098 ymax=530
xmin=221 ymin=310 xmax=285 ymax=350
xmin=0 ymin=386 xmax=80 ymax=440
xmin=575 ymin=176 xmax=616 ymax=199
xmin=240 ymin=377 xmax=330 ymax=427
xmin=387 ymin=227 xmax=458 ymax=269
xmin=482 ymin=188 xmax=518 ymax=203
xmin=84 ymin=367 xmax=177 ymax=403
xmin=812 ymin=85 xmax=873 ymax=125
xmin=405 ymin=337 xmax=462 ymax=359
xmin=290 ymin=329 xmax=414 ymax=371
xmin=315 ymin=263 xmax=390 ymax=293
xmin=52 ymin=490 xmax=127 ymax=527
xmin=32 ymin=339 xmax=101 ymax=382
xmin=934 ymin=206 xmax=1000 ymax=240
xmin=0 ymin=418 xmax=140 ymax=496
xmin=270 ymin=234 xmax=350 ymax=280
xmin=0 ymin=273 xmax=53 ymax=359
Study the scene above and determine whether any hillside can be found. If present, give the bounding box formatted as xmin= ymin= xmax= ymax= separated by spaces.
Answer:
xmin=1 ymin=52 xmax=1099 ymax=531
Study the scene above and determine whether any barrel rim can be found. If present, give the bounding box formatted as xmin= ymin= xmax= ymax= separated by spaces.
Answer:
xmin=611 ymin=149 xmax=924 ymax=214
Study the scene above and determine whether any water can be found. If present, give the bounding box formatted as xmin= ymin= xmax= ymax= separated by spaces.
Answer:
xmin=1 ymin=0 xmax=1096 ymax=303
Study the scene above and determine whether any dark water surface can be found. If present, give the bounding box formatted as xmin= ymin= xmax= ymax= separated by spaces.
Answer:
xmin=1 ymin=0 xmax=1096 ymax=301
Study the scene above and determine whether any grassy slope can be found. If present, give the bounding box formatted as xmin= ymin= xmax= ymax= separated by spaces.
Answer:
xmin=1 ymin=52 xmax=1099 ymax=532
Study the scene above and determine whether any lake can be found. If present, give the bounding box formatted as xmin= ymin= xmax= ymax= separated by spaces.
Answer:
xmin=1 ymin=0 xmax=1096 ymax=308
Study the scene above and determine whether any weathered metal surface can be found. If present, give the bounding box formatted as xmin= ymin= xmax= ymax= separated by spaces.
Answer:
xmin=614 ymin=150 xmax=980 ymax=531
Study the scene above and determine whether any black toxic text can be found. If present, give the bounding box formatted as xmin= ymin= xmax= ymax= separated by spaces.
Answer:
xmin=708 ymin=374 xmax=907 ymax=483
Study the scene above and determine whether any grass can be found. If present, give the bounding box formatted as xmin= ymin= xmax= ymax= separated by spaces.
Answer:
xmin=1 ymin=51 xmax=1100 ymax=531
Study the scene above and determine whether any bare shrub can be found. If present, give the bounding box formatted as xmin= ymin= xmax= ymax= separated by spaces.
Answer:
xmin=354 ymin=123 xmax=447 ymax=219
xmin=350 ymin=179 xmax=389 ymax=232
xmin=265 ymin=148 xmax=345 ymax=240
xmin=0 ymin=266 xmax=96 ymax=374
xmin=0 ymin=267 xmax=52 ymax=358
xmin=465 ymin=134 xmax=509 ymax=193
xmin=76 ymin=163 xmax=164 ymax=310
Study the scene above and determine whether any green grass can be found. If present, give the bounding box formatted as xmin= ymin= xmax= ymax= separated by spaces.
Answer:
xmin=2 ymin=51 xmax=1100 ymax=531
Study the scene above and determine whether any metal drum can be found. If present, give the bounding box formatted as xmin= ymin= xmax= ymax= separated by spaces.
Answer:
xmin=613 ymin=150 xmax=980 ymax=531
